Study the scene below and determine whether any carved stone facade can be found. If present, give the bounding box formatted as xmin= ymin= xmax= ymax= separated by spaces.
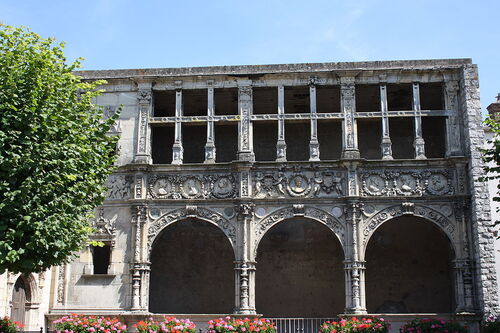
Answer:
xmin=1 ymin=59 xmax=498 ymax=332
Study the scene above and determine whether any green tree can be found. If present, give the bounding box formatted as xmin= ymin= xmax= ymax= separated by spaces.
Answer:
xmin=0 ymin=25 xmax=119 ymax=273
xmin=484 ymin=116 xmax=500 ymax=233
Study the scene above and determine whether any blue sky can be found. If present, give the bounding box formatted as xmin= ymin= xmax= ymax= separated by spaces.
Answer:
xmin=1 ymin=0 xmax=499 ymax=112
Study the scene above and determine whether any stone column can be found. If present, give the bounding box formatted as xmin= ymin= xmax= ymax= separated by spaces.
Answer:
xmin=379 ymin=83 xmax=393 ymax=159
xmin=205 ymin=81 xmax=216 ymax=163
xmin=453 ymin=259 xmax=475 ymax=313
xmin=341 ymin=76 xmax=360 ymax=159
xmin=130 ymin=205 xmax=147 ymax=311
xmin=237 ymin=83 xmax=255 ymax=161
xmin=234 ymin=204 xmax=256 ymax=314
xmin=309 ymin=79 xmax=320 ymax=161
xmin=134 ymin=83 xmax=152 ymax=164
xmin=276 ymin=85 xmax=287 ymax=162
xmin=444 ymin=80 xmax=462 ymax=156
xmin=172 ymin=81 xmax=183 ymax=164
xmin=412 ymin=82 xmax=426 ymax=159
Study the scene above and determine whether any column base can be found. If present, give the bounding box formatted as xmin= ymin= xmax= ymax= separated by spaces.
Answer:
xmin=133 ymin=155 xmax=151 ymax=164
xmin=237 ymin=151 xmax=255 ymax=162
xmin=341 ymin=150 xmax=360 ymax=159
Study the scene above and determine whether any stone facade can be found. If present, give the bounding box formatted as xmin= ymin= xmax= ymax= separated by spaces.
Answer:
xmin=0 ymin=59 xmax=498 ymax=332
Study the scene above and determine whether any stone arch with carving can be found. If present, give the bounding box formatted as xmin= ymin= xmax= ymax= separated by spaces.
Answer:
xmin=147 ymin=206 xmax=236 ymax=259
xmin=7 ymin=273 xmax=40 ymax=329
xmin=361 ymin=203 xmax=458 ymax=260
xmin=253 ymin=205 xmax=346 ymax=260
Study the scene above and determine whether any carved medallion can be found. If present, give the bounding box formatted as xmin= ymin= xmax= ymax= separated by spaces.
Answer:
xmin=427 ymin=173 xmax=451 ymax=195
xmin=363 ymin=174 xmax=386 ymax=196
xmin=151 ymin=177 xmax=173 ymax=199
xmin=211 ymin=176 xmax=235 ymax=199
xmin=287 ymin=174 xmax=311 ymax=197
xmin=181 ymin=177 xmax=204 ymax=199
xmin=396 ymin=174 xmax=418 ymax=195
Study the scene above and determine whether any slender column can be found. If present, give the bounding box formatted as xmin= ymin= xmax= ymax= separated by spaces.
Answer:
xmin=412 ymin=82 xmax=426 ymax=159
xmin=205 ymin=81 xmax=216 ymax=163
xmin=130 ymin=205 xmax=147 ymax=311
xmin=341 ymin=76 xmax=360 ymax=159
xmin=309 ymin=80 xmax=320 ymax=161
xmin=380 ymin=83 xmax=393 ymax=159
xmin=172 ymin=82 xmax=183 ymax=164
xmin=235 ymin=204 xmax=256 ymax=314
xmin=237 ymin=83 xmax=255 ymax=161
xmin=276 ymin=85 xmax=287 ymax=162
xmin=134 ymin=83 xmax=152 ymax=164
xmin=444 ymin=80 xmax=462 ymax=156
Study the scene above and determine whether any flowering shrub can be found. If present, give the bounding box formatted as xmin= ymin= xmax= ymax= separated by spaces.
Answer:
xmin=53 ymin=313 xmax=127 ymax=333
xmin=0 ymin=316 xmax=24 ymax=333
xmin=482 ymin=315 xmax=500 ymax=333
xmin=208 ymin=317 xmax=276 ymax=333
xmin=400 ymin=318 xmax=467 ymax=333
xmin=134 ymin=316 xmax=196 ymax=333
xmin=320 ymin=317 xmax=389 ymax=333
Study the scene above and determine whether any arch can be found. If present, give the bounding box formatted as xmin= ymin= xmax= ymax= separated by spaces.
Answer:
xmin=10 ymin=274 xmax=38 ymax=328
xmin=147 ymin=206 xmax=236 ymax=259
xmin=149 ymin=218 xmax=235 ymax=313
xmin=361 ymin=203 xmax=457 ymax=260
xmin=253 ymin=205 xmax=345 ymax=259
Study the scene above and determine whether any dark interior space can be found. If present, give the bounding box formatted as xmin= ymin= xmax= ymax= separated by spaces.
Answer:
xmin=387 ymin=84 xmax=413 ymax=111
xmin=182 ymin=124 xmax=206 ymax=163
xmin=285 ymin=121 xmax=310 ymax=161
xmin=356 ymin=85 xmax=381 ymax=112
xmin=151 ymin=125 xmax=174 ymax=164
xmin=422 ymin=116 xmax=446 ymax=158
xmin=215 ymin=123 xmax=238 ymax=162
xmin=153 ymin=90 xmax=176 ymax=117
xmin=285 ymin=86 xmax=310 ymax=114
xmin=254 ymin=121 xmax=278 ymax=161
xmin=183 ymin=89 xmax=207 ymax=116
xmin=358 ymin=119 xmax=382 ymax=159
xmin=420 ymin=83 xmax=444 ymax=110
xmin=215 ymin=88 xmax=238 ymax=115
xmin=318 ymin=120 xmax=342 ymax=160
xmin=253 ymin=87 xmax=278 ymax=114
xmin=92 ymin=245 xmax=111 ymax=274
xmin=389 ymin=117 xmax=414 ymax=159
xmin=317 ymin=85 xmax=341 ymax=113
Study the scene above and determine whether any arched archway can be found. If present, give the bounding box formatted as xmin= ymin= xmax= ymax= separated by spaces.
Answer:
xmin=149 ymin=218 xmax=235 ymax=314
xmin=256 ymin=218 xmax=344 ymax=317
xmin=365 ymin=216 xmax=455 ymax=313
xmin=11 ymin=276 xmax=30 ymax=326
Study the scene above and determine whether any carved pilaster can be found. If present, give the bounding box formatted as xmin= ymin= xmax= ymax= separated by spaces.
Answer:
xmin=412 ymin=82 xmax=426 ymax=159
xmin=453 ymin=259 xmax=475 ymax=313
xmin=380 ymin=83 xmax=393 ymax=159
xmin=309 ymin=80 xmax=320 ymax=161
xmin=341 ymin=76 xmax=360 ymax=159
xmin=276 ymin=85 xmax=287 ymax=162
xmin=134 ymin=85 xmax=152 ymax=164
xmin=205 ymin=81 xmax=216 ymax=163
xmin=131 ymin=204 xmax=147 ymax=311
xmin=237 ymin=84 xmax=255 ymax=161
xmin=172 ymin=82 xmax=183 ymax=164
xmin=445 ymin=80 xmax=462 ymax=156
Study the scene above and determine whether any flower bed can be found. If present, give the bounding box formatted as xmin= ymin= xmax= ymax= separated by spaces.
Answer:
xmin=53 ymin=313 xmax=127 ymax=333
xmin=208 ymin=317 xmax=276 ymax=333
xmin=400 ymin=318 xmax=467 ymax=333
xmin=0 ymin=317 xmax=24 ymax=333
xmin=135 ymin=316 xmax=196 ymax=333
xmin=319 ymin=317 xmax=389 ymax=333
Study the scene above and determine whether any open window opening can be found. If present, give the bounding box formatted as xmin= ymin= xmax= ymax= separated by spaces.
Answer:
xmin=285 ymin=86 xmax=310 ymax=114
xmin=356 ymin=85 xmax=381 ymax=112
xmin=183 ymin=89 xmax=207 ymax=116
xmin=358 ymin=119 xmax=382 ymax=159
xmin=254 ymin=121 xmax=278 ymax=161
xmin=422 ymin=116 xmax=446 ymax=158
xmin=215 ymin=123 xmax=238 ymax=162
xmin=317 ymin=86 xmax=341 ymax=113
xmin=151 ymin=125 xmax=174 ymax=164
xmin=253 ymin=87 xmax=277 ymax=115
xmin=285 ymin=121 xmax=310 ymax=161
xmin=215 ymin=88 xmax=238 ymax=115
xmin=318 ymin=120 xmax=342 ymax=160
xmin=420 ymin=83 xmax=444 ymax=110
xmin=182 ymin=124 xmax=206 ymax=163
xmin=153 ymin=90 xmax=176 ymax=117
xmin=387 ymin=84 xmax=413 ymax=111
xmin=92 ymin=244 xmax=111 ymax=274
xmin=389 ymin=117 xmax=414 ymax=159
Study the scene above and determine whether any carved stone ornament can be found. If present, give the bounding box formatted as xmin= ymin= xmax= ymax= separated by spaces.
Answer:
xmin=103 ymin=105 xmax=121 ymax=133
xmin=210 ymin=175 xmax=237 ymax=199
xmin=106 ymin=175 xmax=132 ymax=201
xmin=137 ymin=90 xmax=152 ymax=103
xmin=287 ymin=174 xmax=311 ymax=197
xmin=180 ymin=177 xmax=205 ymax=199
xmin=91 ymin=207 xmax=116 ymax=246
xmin=362 ymin=173 xmax=388 ymax=196
xmin=425 ymin=172 xmax=453 ymax=195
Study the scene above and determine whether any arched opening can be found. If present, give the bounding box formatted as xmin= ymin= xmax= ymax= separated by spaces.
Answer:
xmin=149 ymin=218 xmax=235 ymax=314
xmin=256 ymin=218 xmax=344 ymax=317
xmin=11 ymin=276 xmax=29 ymax=326
xmin=365 ymin=216 xmax=455 ymax=313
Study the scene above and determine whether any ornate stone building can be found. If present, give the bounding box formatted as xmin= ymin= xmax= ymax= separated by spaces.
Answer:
xmin=0 ymin=59 xmax=498 ymax=332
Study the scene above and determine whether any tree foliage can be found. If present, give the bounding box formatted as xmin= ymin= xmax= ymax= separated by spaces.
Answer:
xmin=483 ymin=116 xmax=500 ymax=230
xmin=0 ymin=25 xmax=119 ymax=273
